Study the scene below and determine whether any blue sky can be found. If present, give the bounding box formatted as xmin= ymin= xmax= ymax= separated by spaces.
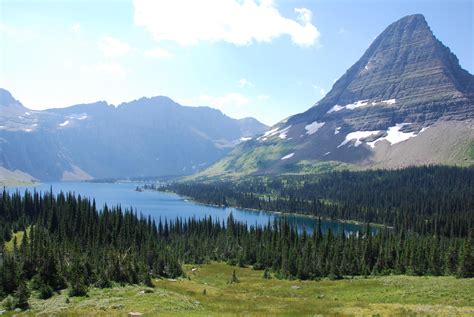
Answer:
xmin=0 ymin=0 xmax=472 ymax=126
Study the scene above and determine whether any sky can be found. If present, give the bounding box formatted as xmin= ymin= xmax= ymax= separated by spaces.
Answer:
xmin=0 ymin=0 xmax=472 ymax=126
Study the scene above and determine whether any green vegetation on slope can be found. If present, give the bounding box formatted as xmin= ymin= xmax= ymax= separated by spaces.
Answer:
xmin=187 ymin=139 xmax=297 ymax=180
xmin=8 ymin=262 xmax=474 ymax=316
xmin=4 ymin=226 xmax=30 ymax=252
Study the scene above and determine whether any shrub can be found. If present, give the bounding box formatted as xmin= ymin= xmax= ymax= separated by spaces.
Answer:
xmin=38 ymin=284 xmax=54 ymax=300
xmin=15 ymin=283 xmax=30 ymax=309
xmin=68 ymin=282 xmax=88 ymax=297
xmin=1 ymin=295 xmax=18 ymax=311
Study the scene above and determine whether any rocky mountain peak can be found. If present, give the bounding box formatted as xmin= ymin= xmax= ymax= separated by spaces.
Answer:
xmin=289 ymin=14 xmax=474 ymax=130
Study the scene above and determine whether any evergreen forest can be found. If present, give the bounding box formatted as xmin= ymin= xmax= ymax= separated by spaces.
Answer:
xmin=1 ymin=167 xmax=473 ymax=309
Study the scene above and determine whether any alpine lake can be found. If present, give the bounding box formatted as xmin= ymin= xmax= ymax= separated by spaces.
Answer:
xmin=9 ymin=181 xmax=372 ymax=235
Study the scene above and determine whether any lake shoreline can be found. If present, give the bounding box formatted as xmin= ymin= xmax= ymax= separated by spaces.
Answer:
xmin=142 ymin=188 xmax=390 ymax=229
xmin=7 ymin=181 xmax=378 ymax=233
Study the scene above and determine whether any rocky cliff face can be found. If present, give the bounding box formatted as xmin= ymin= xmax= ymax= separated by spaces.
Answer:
xmin=196 ymin=14 xmax=474 ymax=179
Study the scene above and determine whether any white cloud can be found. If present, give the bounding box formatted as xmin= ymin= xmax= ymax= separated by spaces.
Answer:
xmin=133 ymin=0 xmax=320 ymax=46
xmin=238 ymin=78 xmax=254 ymax=88
xmin=257 ymin=94 xmax=270 ymax=101
xmin=81 ymin=62 xmax=127 ymax=77
xmin=295 ymin=8 xmax=312 ymax=24
xmin=338 ymin=27 xmax=347 ymax=34
xmin=98 ymin=36 xmax=131 ymax=58
xmin=72 ymin=23 xmax=81 ymax=33
xmin=144 ymin=47 xmax=173 ymax=59
xmin=198 ymin=92 xmax=249 ymax=110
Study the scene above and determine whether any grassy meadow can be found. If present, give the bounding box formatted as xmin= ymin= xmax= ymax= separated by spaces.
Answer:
xmin=4 ymin=262 xmax=473 ymax=316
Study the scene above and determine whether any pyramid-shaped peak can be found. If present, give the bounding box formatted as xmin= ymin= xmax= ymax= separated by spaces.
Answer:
xmin=372 ymin=13 xmax=434 ymax=48
xmin=288 ymin=14 xmax=473 ymax=129
xmin=319 ymin=14 xmax=469 ymax=108
xmin=392 ymin=14 xmax=428 ymax=26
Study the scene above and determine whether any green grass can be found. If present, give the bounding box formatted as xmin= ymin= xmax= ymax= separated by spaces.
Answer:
xmin=7 ymin=262 xmax=474 ymax=316
xmin=4 ymin=227 xmax=31 ymax=252
xmin=292 ymin=160 xmax=356 ymax=174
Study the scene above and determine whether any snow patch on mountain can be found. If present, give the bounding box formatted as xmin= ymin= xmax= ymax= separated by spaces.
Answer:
xmin=327 ymin=105 xmax=344 ymax=113
xmin=327 ymin=99 xmax=396 ymax=114
xmin=305 ymin=121 xmax=325 ymax=135
xmin=367 ymin=123 xmax=417 ymax=148
xmin=258 ymin=127 xmax=279 ymax=140
xmin=278 ymin=125 xmax=292 ymax=139
xmin=257 ymin=125 xmax=291 ymax=141
xmin=69 ymin=113 xmax=88 ymax=120
xmin=281 ymin=152 xmax=295 ymax=160
xmin=338 ymin=130 xmax=380 ymax=148
xmin=420 ymin=126 xmax=429 ymax=133
xmin=381 ymin=99 xmax=396 ymax=105
xmin=58 ymin=120 xmax=70 ymax=127
xmin=345 ymin=100 xmax=369 ymax=110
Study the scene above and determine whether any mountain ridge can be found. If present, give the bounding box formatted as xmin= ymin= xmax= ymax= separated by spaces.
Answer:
xmin=0 ymin=90 xmax=268 ymax=181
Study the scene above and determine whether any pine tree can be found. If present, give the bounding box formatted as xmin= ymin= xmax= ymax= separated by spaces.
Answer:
xmin=14 ymin=281 xmax=30 ymax=310
xmin=457 ymin=238 xmax=474 ymax=278
xmin=230 ymin=269 xmax=239 ymax=284
xmin=263 ymin=268 xmax=271 ymax=279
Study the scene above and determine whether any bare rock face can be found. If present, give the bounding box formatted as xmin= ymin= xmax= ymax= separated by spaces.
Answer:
xmin=291 ymin=14 xmax=474 ymax=131
xmin=198 ymin=14 xmax=474 ymax=178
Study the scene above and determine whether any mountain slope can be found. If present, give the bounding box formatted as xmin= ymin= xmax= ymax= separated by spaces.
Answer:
xmin=195 ymin=14 xmax=474 ymax=179
xmin=0 ymin=90 xmax=267 ymax=181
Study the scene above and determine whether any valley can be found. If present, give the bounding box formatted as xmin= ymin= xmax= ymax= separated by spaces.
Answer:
xmin=0 ymin=4 xmax=473 ymax=316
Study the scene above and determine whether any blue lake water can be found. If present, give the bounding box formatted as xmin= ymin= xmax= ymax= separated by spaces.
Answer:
xmin=8 ymin=181 xmax=369 ymax=234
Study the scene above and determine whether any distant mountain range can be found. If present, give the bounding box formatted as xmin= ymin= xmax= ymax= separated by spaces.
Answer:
xmin=0 ymin=89 xmax=267 ymax=181
xmin=195 ymin=14 xmax=474 ymax=179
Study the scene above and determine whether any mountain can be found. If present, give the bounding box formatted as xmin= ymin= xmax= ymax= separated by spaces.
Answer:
xmin=0 ymin=90 xmax=267 ymax=181
xmin=196 ymin=14 xmax=474 ymax=179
